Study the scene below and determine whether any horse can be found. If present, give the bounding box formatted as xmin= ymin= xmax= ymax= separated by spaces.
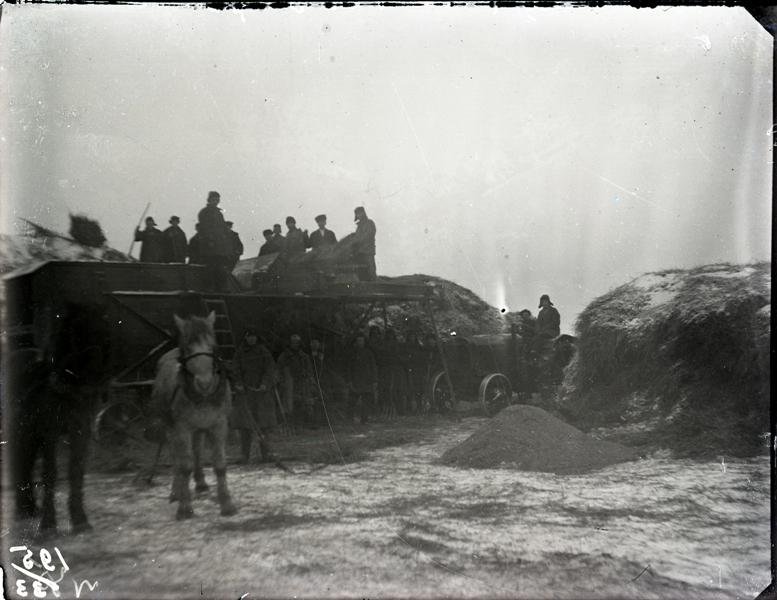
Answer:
xmin=8 ymin=302 xmax=109 ymax=535
xmin=151 ymin=310 xmax=237 ymax=520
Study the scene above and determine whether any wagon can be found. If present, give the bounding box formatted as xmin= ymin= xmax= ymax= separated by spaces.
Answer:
xmin=429 ymin=330 xmax=579 ymax=416
xmin=427 ymin=332 xmax=531 ymax=416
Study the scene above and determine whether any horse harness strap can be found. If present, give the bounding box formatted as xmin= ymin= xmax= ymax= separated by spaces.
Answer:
xmin=174 ymin=354 xmax=229 ymax=406
xmin=179 ymin=351 xmax=219 ymax=368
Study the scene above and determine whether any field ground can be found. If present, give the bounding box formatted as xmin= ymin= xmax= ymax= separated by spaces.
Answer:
xmin=2 ymin=414 xmax=770 ymax=600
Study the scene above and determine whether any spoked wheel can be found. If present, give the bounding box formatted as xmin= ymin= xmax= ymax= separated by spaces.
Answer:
xmin=478 ymin=373 xmax=512 ymax=417
xmin=429 ymin=370 xmax=456 ymax=414
xmin=93 ymin=399 xmax=147 ymax=447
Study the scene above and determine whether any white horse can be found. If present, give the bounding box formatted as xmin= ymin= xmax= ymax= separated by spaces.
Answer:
xmin=152 ymin=311 xmax=237 ymax=520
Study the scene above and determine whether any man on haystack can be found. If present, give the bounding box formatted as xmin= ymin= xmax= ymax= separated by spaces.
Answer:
xmin=283 ymin=216 xmax=308 ymax=257
xmin=536 ymin=295 xmax=560 ymax=339
xmin=533 ymin=295 xmax=561 ymax=382
xmin=308 ymin=214 xmax=337 ymax=250
xmin=134 ymin=216 xmax=164 ymax=262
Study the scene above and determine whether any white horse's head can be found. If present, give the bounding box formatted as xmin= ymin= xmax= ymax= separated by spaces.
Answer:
xmin=175 ymin=311 xmax=218 ymax=395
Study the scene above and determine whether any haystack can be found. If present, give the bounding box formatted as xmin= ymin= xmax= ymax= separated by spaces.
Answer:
xmin=559 ymin=262 xmax=770 ymax=457
xmin=440 ymin=404 xmax=638 ymax=474
xmin=1 ymin=220 xmax=130 ymax=276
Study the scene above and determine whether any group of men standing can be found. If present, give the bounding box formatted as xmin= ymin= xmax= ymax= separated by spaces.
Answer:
xmin=133 ymin=191 xmax=244 ymax=290
xmin=133 ymin=192 xmax=378 ymax=288
xmin=257 ymin=206 xmax=377 ymax=281
xmin=257 ymin=214 xmax=337 ymax=257
xmin=228 ymin=324 xmax=446 ymax=461
xmin=133 ymin=215 xmax=189 ymax=264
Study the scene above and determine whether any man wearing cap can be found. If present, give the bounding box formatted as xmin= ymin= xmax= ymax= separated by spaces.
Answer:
xmin=258 ymin=229 xmax=277 ymax=256
xmin=225 ymin=221 xmax=244 ymax=271
xmin=272 ymin=224 xmax=286 ymax=250
xmin=308 ymin=214 xmax=337 ymax=250
xmin=197 ymin=191 xmax=232 ymax=291
xmin=283 ymin=216 xmax=309 ymax=257
xmin=134 ymin=216 xmax=164 ymax=262
xmin=352 ymin=206 xmax=377 ymax=281
xmin=162 ymin=216 xmax=187 ymax=263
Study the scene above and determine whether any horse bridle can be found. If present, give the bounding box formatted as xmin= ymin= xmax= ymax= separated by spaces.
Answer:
xmin=176 ymin=348 xmax=228 ymax=405
xmin=179 ymin=351 xmax=218 ymax=368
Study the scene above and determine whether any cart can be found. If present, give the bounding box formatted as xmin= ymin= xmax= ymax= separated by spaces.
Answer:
xmin=428 ymin=332 xmax=531 ymax=416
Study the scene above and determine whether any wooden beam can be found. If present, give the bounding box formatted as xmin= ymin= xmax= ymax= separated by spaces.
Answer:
xmin=424 ymin=299 xmax=457 ymax=406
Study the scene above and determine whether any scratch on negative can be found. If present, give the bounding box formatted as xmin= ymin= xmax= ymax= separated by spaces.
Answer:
xmin=631 ymin=564 xmax=651 ymax=582
xmin=391 ymin=82 xmax=435 ymax=189
xmin=588 ymin=169 xmax=672 ymax=215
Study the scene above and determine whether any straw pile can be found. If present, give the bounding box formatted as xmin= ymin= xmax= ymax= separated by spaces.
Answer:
xmin=440 ymin=404 xmax=638 ymax=474
xmin=68 ymin=213 xmax=107 ymax=248
xmin=559 ymin=262 xmax=770 ymax=457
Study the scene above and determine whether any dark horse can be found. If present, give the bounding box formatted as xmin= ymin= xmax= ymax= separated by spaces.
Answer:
xmin=8 ymin=302 xmax=110 ymax=535
xmin=151 ymin=310 xmax=237 ymax=520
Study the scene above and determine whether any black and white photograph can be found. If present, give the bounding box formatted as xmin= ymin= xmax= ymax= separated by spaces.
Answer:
xmin=0 ymin=3 xmax=772 ymax=599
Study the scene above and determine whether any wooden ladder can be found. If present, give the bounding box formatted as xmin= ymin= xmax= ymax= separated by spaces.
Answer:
xmin=204 ymin=297 xmax=237 ymax=364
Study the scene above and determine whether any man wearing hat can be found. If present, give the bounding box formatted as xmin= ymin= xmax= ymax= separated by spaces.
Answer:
xmin=352 ymin=206 xmax=376 ymax=281
xmin=196 ymin=191 xmax=232 ymax=291
xmin=134 ymin=216 xmax=164 ymax=262
xmin=187 ymin=223 xmax=202 ymax=265
xmin=225 ymin=221 xmax=244 ymax=270
xmin=162 ymin=215 xmax=188 ymax=263
xmin=534 ymin=295 xmax=561 ymax=386
xmin=230 ymin=328 xmax=277 ymax=463
xmin=308 ymin=214 xmax=337 ymax=250
xmin=536 ymin=295 xmax=561 ymax=339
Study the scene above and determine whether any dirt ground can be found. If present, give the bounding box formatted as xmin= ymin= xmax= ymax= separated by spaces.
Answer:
xmin=2 ymin=414 xmax=770 ymax=600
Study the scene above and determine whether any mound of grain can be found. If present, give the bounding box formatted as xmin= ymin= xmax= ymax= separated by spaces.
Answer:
xmin=440 ymin=405 xmax=638 ymax=474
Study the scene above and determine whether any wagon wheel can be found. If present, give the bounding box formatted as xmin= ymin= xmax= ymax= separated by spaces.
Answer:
xmin=429 ymin=370 xmax=455 ymax=414
xmin=478 ymin=373 xmax=512 ymax=417
xmin=93 ymin=398 xmax=147 ymax=447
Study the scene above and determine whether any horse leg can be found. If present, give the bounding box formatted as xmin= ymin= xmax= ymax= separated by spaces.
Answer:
xmin=210 ymin=420 xmax=237 ymax=516
xmin=238 ymin=429 xmax=252 ymax=464
xmin=14 ymin=429 xmax=39 ymax=520
xmin=39 ymin=433 xmax=58 ymax=535
xmin=170 ymin=425 xmax=195 ymax=520
xmin=67 ymin=407 xmax=92 ymax=533
xmin=193 ymin=430 xmax=209 ymax=493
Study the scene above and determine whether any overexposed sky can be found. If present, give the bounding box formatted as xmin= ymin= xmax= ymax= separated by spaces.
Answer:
xmin=1 ymin=4 xmax=771 ymax=332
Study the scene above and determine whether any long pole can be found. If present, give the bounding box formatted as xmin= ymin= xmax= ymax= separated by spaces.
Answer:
xmin=424 ymin=299 xmax=457 ymax=408
xmin=246 ymin=402 xmax=293 ymax=474
xmin=127 ymin=202 xmax=151 ymax=258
